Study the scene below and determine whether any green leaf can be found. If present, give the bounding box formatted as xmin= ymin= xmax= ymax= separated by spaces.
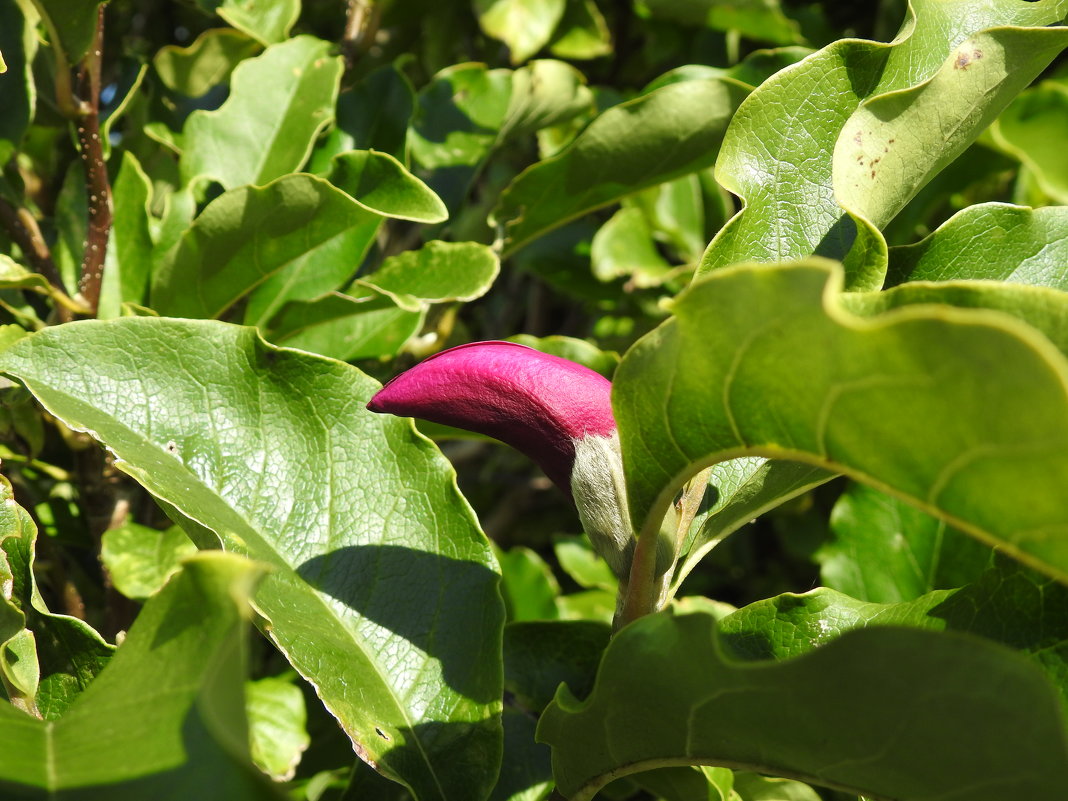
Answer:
xmin=246 ymin=676 xmax=310 ymax=782
xmin=840 ymin=279 xmax=1068 ymax=358
xmin=357 ymin=240 xmax=499 ymax=310
xmin=99 ymin=151 xmax=153 ymax=319
xmin=410 ymin=63 xmax=513 ymax=169
xmin=100 ymin=523 xmax=197 ymax=600
xmin=590 ymin=207 xmax=673 ymax=287
xmin=409 ymin=60 xmax=591 ymax=170
xmin=327 ymin=150 xmax=448 ymax=223
xmin=499 ymin=547 xmax=560 ymax=622
xmin=0 ymin=0 xmax=36 ymax=166
xmin=732 ymin=772 xmax=820 ymax=801
xmin=153 ymin=27 xmax=262 ymax=97
xmin=886 ymin=203 xmax=1068 ymax=288
xmin=632 ymin=766 xmax=735 ymax=801
xmin=34 ymin=0 xmax=104 ymax=64
xmin=819 ymin=482 xmax=991 ymax=603
xmin=309 ymin=65 xmax=415 ymax=168
xmin=614 ymin=260 xmax=1068 ymax=588
xmin=553 ymin=536 xmax=617 ymax=592
xmin=180 ymin=36 xmax=342 ymax=189
xmin=719 ymin=558 xmax=1068 ymax=697
xmin=992 ymin=79 xmax=1068 ymax=204
xmin=0 ymin=319 xmax=505 ymax=801
xmin=196 ymin=0 xmax=300 ymax=45
xmin=493 ymin=78 xmax=749 ymax=256
xmin=0 ymin=473 xmax=112 ymax=720
xmin=241 ymin=148 xmax=446 ymax=328
xmin=637 ymin=0 xmax=802 ymax=46
xmin=151 ymin=173 xmax=381 ymax=319
xmin=700 ymin=1 xmax=1068 ymax=290
xmin=474 ymin=0 xmax=567 ymax=64
xmin=538 ymin=612 xmax=1068 ymax=801
xmin=0 ymin=551 xmax=284 ymax=799
xmin=625 ymin=174 xmax=707 ymax=264
xmin=548 ymin=0 xmax=612 ymax=60
xmin=266 ymin=290 xmax=423 ymax=361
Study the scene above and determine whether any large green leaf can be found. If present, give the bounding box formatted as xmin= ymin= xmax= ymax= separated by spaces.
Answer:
xmin=180 ymin=36 xmax=342 ymax=189
xmin=886 ymin=203 xmax=1068 ymax=288
xmin=699 ymin=0 xmax=1068 ymax=290
xmin=992 ymin=79 xmax=1068 ymax=204
xmin=0 ymin=551 xmax=283 ymax=799
xmin=719 ymin=557 xmax=1068 ymax=700
xmin=493 ymin=78 xmax=749 ymax=256
xmin=355 ymin=240 xmax=499 ymax=310
xmin=474 ymin=0 xmax=566 ymax=63
xmin=538 ymin=612 xmax=1068 ymax=800
xmin=246 ymin=676 xmax=309 ymax=782
xmin=614 ymin=260 xmax=1068 ymax=594
xmin=153 ymin=28 xmax=262 ymax=97
xmin=0 ymin=319 xmax=504 ymax=801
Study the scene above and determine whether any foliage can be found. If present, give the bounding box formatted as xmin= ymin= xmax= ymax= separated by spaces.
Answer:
xmin=0 ymin=0 xmax=1066 ymax=799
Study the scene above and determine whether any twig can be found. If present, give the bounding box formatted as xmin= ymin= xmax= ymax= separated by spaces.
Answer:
xmin=341 ymin=0 xmax=381 ymax=71
xmin=73 ymin=8 xmax=111 ymax=316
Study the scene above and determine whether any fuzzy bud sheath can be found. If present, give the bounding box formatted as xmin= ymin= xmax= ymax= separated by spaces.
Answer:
xmin=366 ymin=341 xmax=636 ymax=581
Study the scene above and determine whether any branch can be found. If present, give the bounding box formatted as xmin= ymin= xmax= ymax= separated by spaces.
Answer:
xmin=73 ymin=7 xmax=111 ymax=316
xmin=0 ymin=196 xmax=75 ymax=323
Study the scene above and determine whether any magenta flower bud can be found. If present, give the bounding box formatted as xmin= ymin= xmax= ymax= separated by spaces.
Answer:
xmin=367 ymin=341 xmax=615 ymax=495
xmin=367 ymin=341 xmax=634 ymax=578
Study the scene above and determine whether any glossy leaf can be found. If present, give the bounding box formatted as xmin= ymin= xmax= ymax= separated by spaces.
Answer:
xmin=590 ymin=207 xmax=672 ymax=287
xmin=0 ymin=552 xmax=283 ymax=799
xmin=700 ymin=1 xmax=1068 ymax=290
xmin=499 ymin=547 xmax=560 ymax=622
xmin=100 ymin=523 xmax=197 ymax=600
xmin=153 ymin=28 xmax=261 ymax=97
xmin=474 ymin=0 xmax=566 ymax=63
xmin=538 ymin=611 xmax=1068 ymax=800
xmin=993 ymin=79 xmax=1068 ymax=203
xmin=615 ymin=260 xmax=1068 ymax=587
xmin=0 ymin=319 xmax=505 ymax=801
xmin=494 ymin=78 xmax=749 ymax=256
xmin=246 ymin=676 xmax=310 ymax=782
xmin=886 ymin=202 xmax=1068 ymax=288
xmin=180 ymin=36 xmax=342 ymax=189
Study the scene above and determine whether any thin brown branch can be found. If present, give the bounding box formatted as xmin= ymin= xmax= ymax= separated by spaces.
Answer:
xmin=73 ymin=7 xmax=111 ymax=316
xmin=0 ymin=197 xmax=75 ymax=323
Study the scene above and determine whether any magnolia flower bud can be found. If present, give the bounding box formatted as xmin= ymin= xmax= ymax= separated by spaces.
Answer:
xmin=367 ymin=341 xmax=634 ymax=578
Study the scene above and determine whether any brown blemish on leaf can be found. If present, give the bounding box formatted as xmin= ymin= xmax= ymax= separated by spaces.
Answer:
xmin=954 ymin=49 xmax=983 ymax=70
